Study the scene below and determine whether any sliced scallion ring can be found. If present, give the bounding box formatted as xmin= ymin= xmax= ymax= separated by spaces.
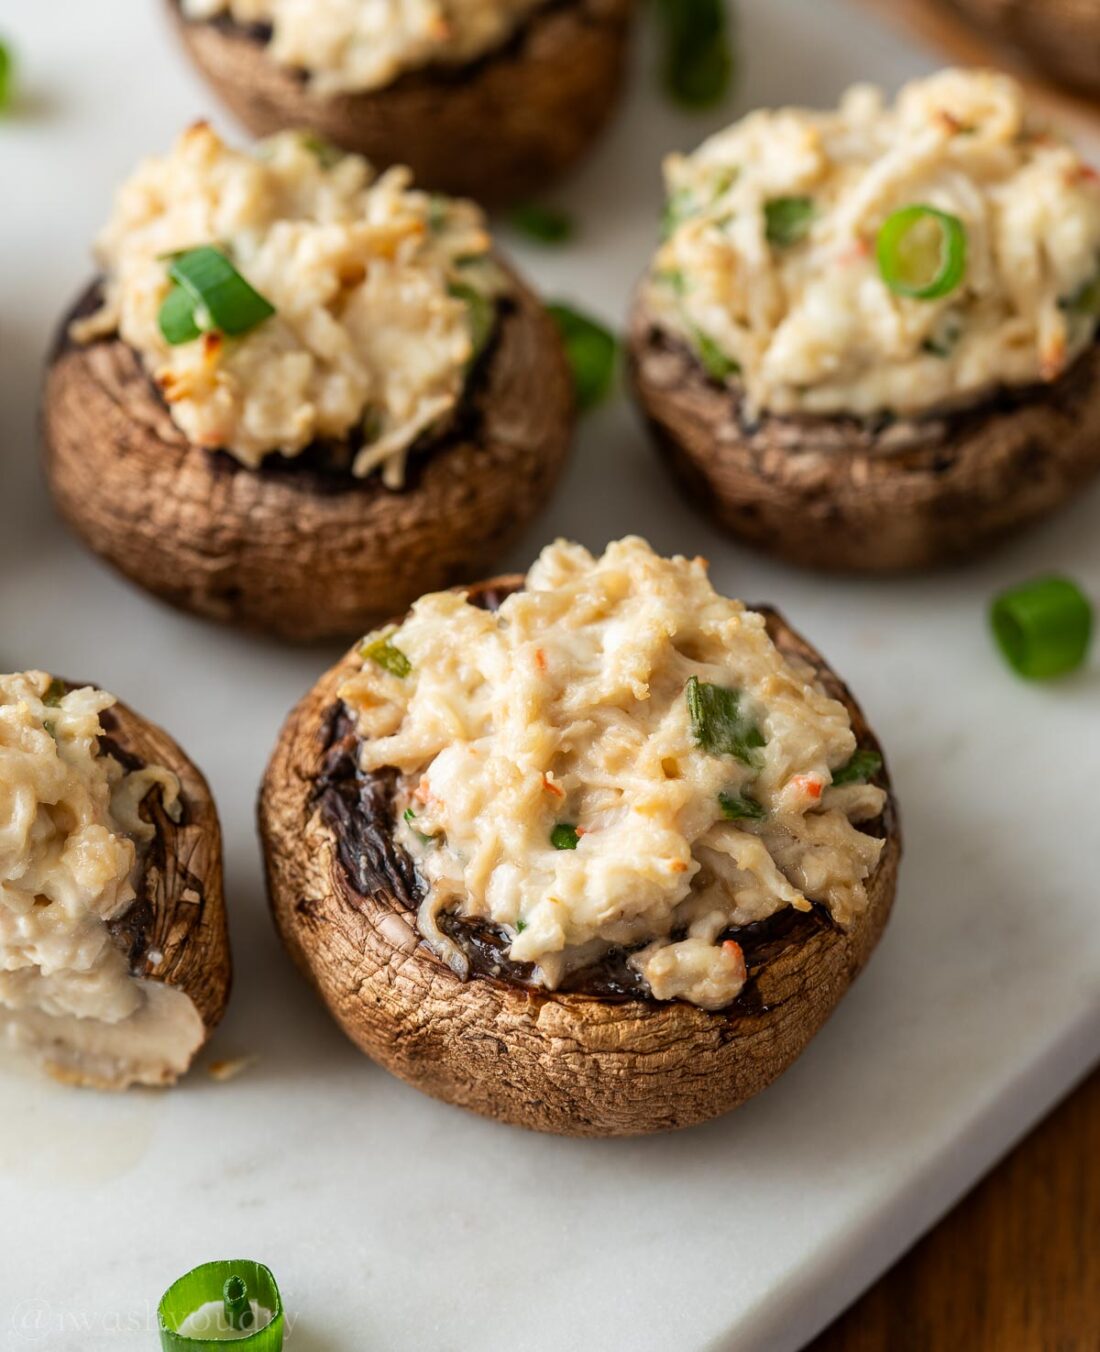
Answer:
xmin=362 ymin=634 xmax=412 ymax=678
xmin=547 ymin=303 xmax=619 ymax=412
xmin=764 ymin=196 xmax=815 ymax=248
xmin=0 ymin=41 xmax=13 ymax=113
xmin=654 ymin=0 xmax=734 ymax=109
xmin=876 ymin=205 xmax=967 ymax=301
xmin=550 ymin=823 xmax=580 ymax=850
xmin=158 ymin=1259 xmax=284 ymax=1350
xmin=510 ymin=203 xmax=574 ymax=245
xmin=158 ymin=246 xmax=275 ymax=346
xmin=447 ymin=281 xmax=497 ymax=361
xmin=990 ymin=576 xmax=1093 ymax=679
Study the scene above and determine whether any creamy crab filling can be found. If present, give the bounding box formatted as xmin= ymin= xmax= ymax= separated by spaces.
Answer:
xmin=71 ymin=123 xmax=506 ymax=488
xmin=0 ymin=671 xmax=196 ymax=1085
xmin=182 ymin=0 xmax=552 ymax=95
xmin=338 ymin=537 xmax=887 ymax=1011
xmin=644 ymin=68 xmax=1100 ymax=423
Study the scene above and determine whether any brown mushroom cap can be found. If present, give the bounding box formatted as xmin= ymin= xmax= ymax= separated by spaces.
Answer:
xmin=259 ymin=578 xmax=901 ymax=1137
xmin=945 ymin=0 xmax=1100 ymax=98
xmin=42 ymin=267 xmax=574 ymax=642
xmin=21 ymin=687 xmax=230 ymax=1090
xmin=627 ymin=294 xmax=1100 ymax=572
xmin=167 ymin=0 xmax=636 ymax=204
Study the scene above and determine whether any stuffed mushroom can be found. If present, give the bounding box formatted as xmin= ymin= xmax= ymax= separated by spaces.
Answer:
xmin=0 ymin=671 xmax=229 ymax=1089
xmin=43 ymin=123 xmax=574 ymax=641
xmin=946 ymin=0 xmax=1100 ymax=99
xmin=629 ymin=69 xmax=1100 ymax=572
xmin=167 ymin=0 xmax=636 ymax=204
xmin=260 ymin=537 xmax=901 ymax=1137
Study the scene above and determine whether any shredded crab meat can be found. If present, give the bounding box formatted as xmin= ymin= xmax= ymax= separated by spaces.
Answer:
xmin=71 ymin=123 xmax=506 ymax=486
xmin=339 ymin=538 xmax=887 ymax=1011
xmin=182 ymin=0 xmax=552 ymax=96
xmin=0 ymin=672 xmax=180 ymax=1028
xmin=645 ymin=68 xmax=1100 ymax=422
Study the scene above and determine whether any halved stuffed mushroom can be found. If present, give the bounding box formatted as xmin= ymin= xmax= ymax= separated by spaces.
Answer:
xmin=629 ymin=69 xmax=1100 ymax=571
xmin=0 ymin=671 xmax=229 ymax=1089
xmin=260 ymin=537 xmax=901 ymax=1136
xmin=168 ymin=0 xmax=636 ymax=204
xmin=43 ymin=124 xmax=574 ymax=640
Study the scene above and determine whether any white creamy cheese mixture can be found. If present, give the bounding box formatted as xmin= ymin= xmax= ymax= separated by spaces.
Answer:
xmin=182 ymin=0 xmax=550 ymax=94
xmin=645 ymin=68 xmax=1100 ymax=421
xmin=0 ymin=672 xmax=203 ymax=1086
xmin=339 ymin=538 xmax=887 ymax=1010
xmin=73 ymin=123 xmax=504 ymax=487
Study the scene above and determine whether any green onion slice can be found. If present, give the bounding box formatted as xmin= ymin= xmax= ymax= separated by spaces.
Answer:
xmin=0 ymin=41 xmax=13 ymax=113
xmin=692 ymin=327 xmax=740 ymax=382
xmin=298 ymin=131 xmax=344 ymax=167
xmin=158 ymin=284 xmax=204 ymax=346
xmin=448 ymin=282 xmax=496 ymax=361
xmin=158 ymin=1259 xmax=284 ymax=1350
xmin=403 ymin=807 xmax=434 ymax=844
xmin=717 ymin=790 xmax=766 ymax=821
xmin=510 ymin=203 xmax=574 ymax=245
xmin=686 ymin=676 xmax=765 ymax=765
xmin=42 ymin=678 xmax=66 ymax=708
xmin=991 ymin=576 xmax=1093 ymax=680
xmin=362 ymin=634 xmax=412 ymax=678
xmin=876 ymin=205 xmax=967 ymax=301
xmin=654 ymin=0 xmax=734 ymax=109
xmin=661 ymin=188 xmax=696 ymax=240
xmin=158 ymin=246 xmax=275 ymax=346
xmin=222 ymin=1276 xmax=251 ymax=1332
xmin=764 ymin=196 xmax=815 ymax=248
xmin=547 ymin=303 xmax=619 ymax=412
xmin=831 ymin=749 xmax=883 ymax=786
xmin=1060 ymin=267 xmax=1100 ymax=320
xmin=550 ymin=823 xmax=580 ymax=850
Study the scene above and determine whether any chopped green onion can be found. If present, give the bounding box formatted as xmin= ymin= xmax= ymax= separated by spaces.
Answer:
xmin=831 ymin=749 xmax=883 ymax=786
xmin=1059 ymin=267 xmax=1100 ymax=319
xmin=427 ymin=194 xmax=450 ymax=233
xmin=692 ymin=327 xmax=740 ymax=382
xmin=547 ymin=303 xmax=618 ymax=412
xmin=550 ymin=823 xmax=580 ymax=850
xmin=448 ymin=282 xmax=496 ymax=360
xmin=223 ymin=1276 xmax=252 ymax=1332
xmin=718 ymin=790 xmax=766 ymax=821
xmin=0 ymin=41 xmax=13 ymax=113
xmin=43 ymin=678 xmax=66 ymax=708
xmin=686 ymin=676 xmax=765 ymax=765
xmin=403 ymin=807 xmax=434 ymax=845
xmin=158 ymin=246 xmax=275 ymax=346
xmin=990 ymin=576 xmax=1093 ymax=680
xmin=764 ymin=196 xmax=815 ymax=248
xmin=362 ymin=634 xmax=412 ymax=678
xmin=515 ymin=918 xmax=528 ymax=933
xmin=654 ymin=0 xmax=734 ymax=109
xmin=158 ymin=284 xmax=203 ymax=345
xmin=298 ymin=131 xmax=344 ymax=167
xmin=656 ymin=268 xmax=688 ymax=295
xmin=510 ymin=203 xmax=574 ymax=244
xmin=661 ymin=188 xmax=696 ymax=240
xmin=876 ymin=205 xmax=967 ymax=301
xmin=158 ymin=1259 xmax=285 ymax=1351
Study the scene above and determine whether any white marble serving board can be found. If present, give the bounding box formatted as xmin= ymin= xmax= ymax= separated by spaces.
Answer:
xmin=1 ymin=1 xmax=1098 ymax=1348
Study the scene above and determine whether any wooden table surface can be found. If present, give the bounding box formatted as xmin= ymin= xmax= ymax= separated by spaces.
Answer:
xmin=805 ymin=6 xmax=1100 ymax=1347
xmin=805 ymin=1068 xmax=1100 ymax=1349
